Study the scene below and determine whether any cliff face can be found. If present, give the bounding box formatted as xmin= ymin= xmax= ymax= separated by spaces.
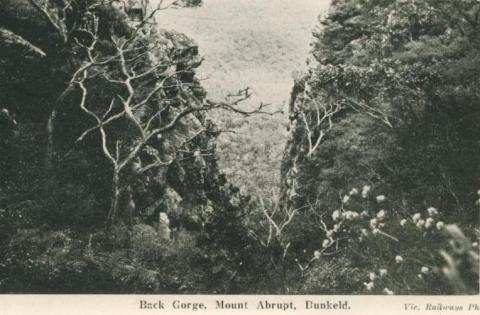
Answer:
xmin=0 ymin=1 xmax=282 ymax=294
xmin=0 ymin=0 xmax=253 ymax=293
xmin=0 ymin=0 xmax=239 ymax=229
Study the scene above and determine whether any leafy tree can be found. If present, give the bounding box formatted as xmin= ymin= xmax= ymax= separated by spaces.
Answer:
xmin=282 ymin=0 xmax=480 ymax=223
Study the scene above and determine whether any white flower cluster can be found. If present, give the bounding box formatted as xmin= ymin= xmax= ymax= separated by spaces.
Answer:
xmin=364 ymin=281 xmax=374 ymax=291
xmin=376 ymin=195 xmax=386 ymax=203
xmin=395 ymin=255 xmax=403 ymax=263
xmin=332 ymin=210 xmax=360 ymax=221
xmin=343 ymin=186 xmax=377 ymax=204
xmin=409 ymin=208 xmax=444 ymax=230
xmin=364 ymin=268 xmax=393 ymax=294
xmin=427 ymin=207 xmax=439 ymax=216
xmin=383 ymin=288 xmax=394 ymax=295
xmin=417 ymin=266 xmax=430 ymax=279
xmin=368 ymin=209 xmax=388 ymax=234
xmin=362 ymin=185 xmax=371 ymax=198
xmin=332 ymin=210 xmax=341 ymax=221
xmin=344 ymin=211 xmax=359 ymax=220
xmin=376 ymin=209 xmax=387 ymax=220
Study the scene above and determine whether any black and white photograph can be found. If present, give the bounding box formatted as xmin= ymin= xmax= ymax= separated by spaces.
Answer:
xmin=0 ymin=0 xmax=479 ymax=299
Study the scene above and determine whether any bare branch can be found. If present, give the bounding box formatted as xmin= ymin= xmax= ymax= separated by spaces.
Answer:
xmin=343 ymin=96 xmax=393 ymax=128
xmin=27 ymin=0 xmax=68 ymax=43
xmin=57 ymin=2 xmax=273 ymax=227
xmin=300 ymin=96 xmax=343 ymax=157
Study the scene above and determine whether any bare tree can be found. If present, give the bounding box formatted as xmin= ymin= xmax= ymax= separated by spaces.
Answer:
xmin=74 ymin=39 xmax=272 ymax=225
xmin=27 ymin=0 xmax=276 ymax=227
xmin=296 ymin=83 xmax=393 ymax=159
xmin=299 ymin=96 xmax=343 ymax=158
xmin=249 ymin=194 xmax=304 ymax=262
xmin=26 ymin=0 xmax=187 ymax=173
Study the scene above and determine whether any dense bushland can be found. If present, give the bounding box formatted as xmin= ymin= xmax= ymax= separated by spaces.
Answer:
xmin=0 ymin=0 xmax=261 ymax=293
xmin=0 ymin=0 xmax=478 ymax=294
xmin=278 ymin=0 xmax=480 ymax=293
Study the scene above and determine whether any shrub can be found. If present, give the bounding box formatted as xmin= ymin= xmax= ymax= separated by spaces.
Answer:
xmin=300 ymin=256 xmax=364 ymax=294
xmin=300 ymin=186 xmax=479 ymax=294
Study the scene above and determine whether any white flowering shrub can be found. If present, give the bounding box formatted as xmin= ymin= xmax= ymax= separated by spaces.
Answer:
xmin=305 ymin=186 xmax=479 ymax=294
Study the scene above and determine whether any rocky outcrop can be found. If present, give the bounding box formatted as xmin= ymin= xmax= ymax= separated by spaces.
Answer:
xmin=0 ymin=1 xmax=243 ymax=238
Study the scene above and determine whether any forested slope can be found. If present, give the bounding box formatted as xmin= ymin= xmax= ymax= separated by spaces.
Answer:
xmin=279 ymin=0 xmax=480 ymax=294
xmin=282 ymin=0 xmax=480 ymax=221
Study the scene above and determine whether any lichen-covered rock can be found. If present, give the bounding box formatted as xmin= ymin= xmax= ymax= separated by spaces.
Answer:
xmin=158 ymin=212 xmax=171 ymax=240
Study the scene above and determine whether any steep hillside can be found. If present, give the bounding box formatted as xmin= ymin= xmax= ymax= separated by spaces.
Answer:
xmin=281 ymin=0 xmax=480 ymax=221
xmin=276 ymin=0 xmax=480 ymax=294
